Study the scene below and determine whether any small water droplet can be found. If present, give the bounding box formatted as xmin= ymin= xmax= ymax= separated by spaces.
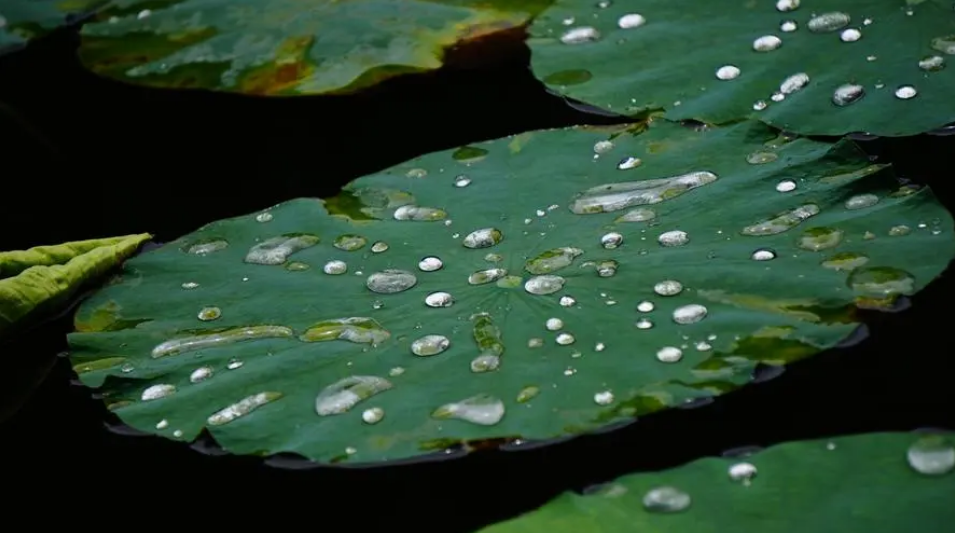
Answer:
xmin=833 ymin=84 xmax=865 ymax=106
xmin=323 ymin=260 xmax=348 ymax=275
xmin=618 ymin=13 xmax=646 ymax=29
xmin=425 ymin=291 xmax=454 ymax=308
xmin=840 ymin=28 xmax=862 ymax=42
xmin=798 ymin=227 xmax=844 ymax=251
xmin=656 ymin=346 xmax=683 ymax=363
xmin=370 ymin=241 xmax=389 ymax=253
xmin=654 ymin=280 xmax=683 ymax=296
xmin=470 ymin=354 xmax=501 ymax=373
xmin=227 ymin=358 xmax=244 ymax=370
xmin=637 ymin=300 xmax=655 ymax=312
xmin=845 ymin=193 xmax=879 ymax=210
xmin=556 ymin=332 xmax=576 ymax=345
xmin=362 ymin=407 xmax=384 ymax=424
xmin=728 ymin=462 xmax=758 ymax=484
xmin=173 ymin=429 xmax=183 ymax=438
xmin=673 ymin=304 xmax=708 ymax=324
xmin=561 ymin=26 xmax=600 ymax=45
xmin=889 ymin=225 xmax=912 ymax=236
xmin=528 ymin=338 xmax=544 ymax=348
xmin=776 ymin=179 xmax=797 ymax=192
xmin=776 ymin=0 xmax=799 ymax=12
xmin=462 ymin=228 xmax=503 ymax=249
xmin=894 ymin=85 xmax=918 ymax=100
xmin=190 ymin=366 xmax=214 ymax=383
xmin=517 ymin=386 xmax=540 ymax=403
xmin=643 ymin=486 xmax=691 ymax=513
xmin=780 ymin=20 xmax=798 ymax=32
xmin=255 ymin=212 xmax=273 ymax=223
xmin=285 ymin=261 xmax=310 ymax=271
xmin=808 ymin=12 xmax=851 ymax=33
xmin=406 ymin=168 xmax=427 ymax=178
xmin=906 ymin=434 xmax=955 ymax=475
xmin=746 ymin=151 xmax=778 ymax=165
xmin=559 ymin=295 xmax=577 ymax=307
xmin=753 ymin=35 xmax=782 ymax=52
xmin=617 ymin=156 xmax=642 ymax=170
xmin=432 ymin=394 xmax=505 ymax=425
xmin=753 ymin=100 xmax=768 ymax=111
xmin=545 ymin=318 xmax=564 ymax=331
xmin=142 ymin=384 xmax=176 ymax=401
xmin=389 ymin=366 xmax=405 ymax=377
xmin=635 ymin=318 xmax=654 ymax=329
xmin=418 ymin=256 xmax=443 ymax=271
xmin=919 ymin=55 xmax=946 ymax=72
xmin=594 ymin=390 xmax=614 ymax=405
xmin=594 ymin=342 xmax=606 ymax=352
xmin=197 ymin=306 xmax=221 ymax=321
xmin=525 ymin=275 xmax=566 ymax=295
xmin=716 ymin=65 xmax=740 ymax=80
xmin=601 ymin=232 xmax=623 ymax=249
xmin=658 ymin=230 xmax=688 ymax=246
xmin=156 ymin=419 xmax=168 ymax=429
xmin=315 ymin=376 xmax=393 ymax=416
xmin=181 ymin=281 xmax=199 ymax=289
xmin=454 ymin=175 xmax=472 ymax=188
xmin=120 ymin=363 xmax=135 ymax=373
xmin=751 ymin=249 xmax=776 ymax=261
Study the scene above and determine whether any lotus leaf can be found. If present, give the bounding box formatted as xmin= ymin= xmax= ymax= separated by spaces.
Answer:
xmin=481 ymin=431 xmax=955 ymax=532
xmin=77 ymin=0 xmax=551 ymax=95
xmin=529 ymin=0 xmax=955 ymax=136
xmin=67 ymin=119 xmax=953 ymax=464
xmin=0 ymin=0 xmax=108 ymax=55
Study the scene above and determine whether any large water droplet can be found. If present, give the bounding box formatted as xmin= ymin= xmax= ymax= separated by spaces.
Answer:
xmin=208 ymin=392 xmax=282 ymax=425
xmin=832 ymin=84 xmax=865 ymax=106
xmin=618 ymin=13 xmax=646 ymax=29
xmin=930 ymin=35 xmax=955 ymax=55
xmin=807 ymin=12 xmax=850 ymax=33
xmin=658 ymin=230 xmax=689 ymax=246
xmin=462 ymin=228 xmax=503 ymax=249
xmin=742 ymin=204 xmax=819 ymax=235
xmin=561 ymin=26 xmax=600 ymax=44
xmin=300 ymin=317 xmax=391 ymax=344
xmin=151 ymin=325 xmax=294 ymax=358
xmin=190 ymin=366 xmax=214 ymax=383
xmin=753 ymin=35 xmax=782 ymax=52
xmin=654 ymin=280 xmax=683 ymax=296
xmin=525 ymin=247 xmax=584 ymax=275
xmin=919 ymin=55 xmax=946 ymax=71
xmin=366 ymin=270 xmax=417 ymax=294
xmin=571 ymin=171 xmax=718 ymax=214
xmin=798 ymin=227 xmax=844 ymax=251
xmin=642 ymin=486 xmax=691 ymax=513
xmin=525 ymin=275 xmax=566 ymax=295
xmin=315 ymin=376 xmax=393 ymax=416
xmin=847 ymin=266 xmax=915 ymax=297
xmin=906 ymin=435 xmax=955 ymax=475
xmin=324 ymin=260 xmax=347 ymax=275
xmin=821 ymin=252 xmax=869 ymax=271
xmin=716 ymin=65 xmax=740 ymax=80
xmin=656 ymin=346 xmax=683 ymax=363
xmin=418 ymin=256 xmax=443 ymax=272
xmin=245 ymin=234 xmax=320 ymax=264
xmin=333 ymin=234 xmax=367 ymax=251
xmin=601 ymin=232 xmax=623 ymax=249
xmin=673 ymin=304 xmax=708 ymax=324
xmin=432 ymin=394 xmax=505 ymax=425
xmin=142 ymin=384 xmax=176 ymax=401
xmin=411 ymin=335 xmax=450 ymax=357
xmin=425 ymin=291 xmax=454 ymax=308
xmin=394 ymin=205 xmax=448 ymax=221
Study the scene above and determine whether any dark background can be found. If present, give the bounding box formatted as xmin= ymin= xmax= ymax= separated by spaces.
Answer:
xmin=0 ymin=25 xmax=953 ymax=528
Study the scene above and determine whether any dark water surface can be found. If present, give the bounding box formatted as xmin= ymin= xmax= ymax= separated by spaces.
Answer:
xmin=1 ymin=27 xmax=954 ymax=528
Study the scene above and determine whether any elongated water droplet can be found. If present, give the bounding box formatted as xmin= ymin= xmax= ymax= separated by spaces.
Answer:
xmin=643 ymin=486 xmax=691 ymax=513
xmin=821 ymin=252 xmax=869 ymax=271
xmin=370 ymin=241 xmax=389 ymax=253
xmin=425 ymin=291 xmax=454 ymax=308
xmin=594 ymin=390 xmax=614 ymax=405
xmin=746 ymin=151 xmax=778 ymax=165
xmin=366 ymin=270 xmax=417 ymax=294
xmin=432 ymin=394 xmax=505 ymax=425
xmin=255 ymin=212 xmax=273 ymax=222
xmin=362 ymin=407 xmax=384 ymax=424
xmin=394 ymin=205 xmax=448 ymax=221
xmin=894 ymin=85 xmax=918 ymax=100
xmin=197 ymin=306 xmax=221 ymax=321
xmin=190 ymin=366 xmax=214 ymax=383
xmin=673 ymin=304 xmax=708 ymax=325
xmin=334 ymin=234 xmax=367 ymax=251
xmin=152 ymin=325 xmax=294 ymax=358
xmin=808 ymin=12 xmax=850 ymax=33
xmin=466 ymin=268 xmax=506 ymax=285
xmin=716 ymin=65 xmax=740 ymax=80
xmin=181 ymin=281 xmax=199 ymax=289
xmin=776 ymin=179 xmax=797 ymax=192
xmin=615 ymin=208 xmax=656 ymax=222
xmin=618 ymin=156 xmax=642 ymax=170
xmin=286 ymin=261 xmax=310 ymax=271
xmin=742 ymin=204 xmax=819 ymax=236
xmin=845 ymin=194 xmax=879 ymax=210
xmin=525 ymin=275 xmax=566 ymax=295
xmin=656 ymin=346 xmax=683 ymax=363
xmin=776 ymin=0 xmax=799 ymax=12
xmin=517 ymin=386 xmax=540 ymax=402
xmin=847 ymin=266 xmax=915 ymax=297
xmin=931 ymin=35 xmax=955 ymax=55
xmin=561 ymin=26 xmax=599 ymax=44
xmin=753 ymin=35 xmax=782 ymax=52
xmin=418 ymin=256 xmax=443 ymax=272
xmin=142 ymin=384 xmax=176 ymax=401
xmin=654 ymin=280 xmax=683 ymax=296
xmin=798 ymin=227 xmax=844 ymax=251
xmin=525 ymin=247 xmax=583 ymax=275
xmin=618 ymin=13 xmax=645 ymax=29
xmin=208 ymin=392 xmax=282 ymax=426
xmin=324 ymin=260 xmax=347 ymax=275
xmin=462 ymin=228 xmax=503 ymax=249
xmin=658 ymin=230 xmax=688 ymax=246
xmin=571 ymin=171 xmax=718 ymax=214
xmin=890 ymin=225 xmax=912 ymax=236
xmin=185 ymin=239 xmax=228 ymax=255
xmin=227 ymin=358 xmax=243 ymax=371
xmin=245 ymin=234 xmax=320 ymax=265
xmin=406 ymin=168 xmax=427 ymax=178
xmin=315 ymin=376 xmax=393 ymax=416
xmin=779 ymin=72 xmax=809 ymax=95
xmin=919 ymin=55 xmax=945 ymax=71
xmin=907 ymin=435 xmax=955 ymax=475
xmin=300 ymin=317 xmax=390 ymax=344
xmin=832 ymin=84 xmax=865 ymax=106
xmin=411 ymin=335 xmax=450 ymax=357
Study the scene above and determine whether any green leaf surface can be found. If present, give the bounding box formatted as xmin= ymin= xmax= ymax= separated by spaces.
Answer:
xmin=77 ymin=0 xmax=550 ymax=95
xmin=529 ymin=0 xmax=955 ymax=136
xmin=0 ymin=0 xmax=108 ymax=55
xmin=67 ymin=119 xmax=953 ymax=464
xmin=0 ymin=233 xmax=152 ymax=337
xmin=480 ymin=431 xmax=955 ymax=532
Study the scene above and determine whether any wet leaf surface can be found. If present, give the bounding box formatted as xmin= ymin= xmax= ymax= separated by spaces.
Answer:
xmin=67 ymin=119 xmax=953 ymax=464
xmin=530 ymin=0 xmax=955 ymax=136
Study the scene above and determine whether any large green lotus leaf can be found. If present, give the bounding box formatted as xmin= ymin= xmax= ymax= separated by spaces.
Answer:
xmin=529 ymin=0 xmax=955 ymax=137
xmin=0 ymin=234 xmax=152 ymax=337
xmin=480 ymin=431 xmax=955 ymax=532
xmin=0 ymin=0 xmax=108 ymax=56
xmin=67 ymin=120 xmax=953 ymax=464
xmin=76 ymin=0 xmax=550 ymax=95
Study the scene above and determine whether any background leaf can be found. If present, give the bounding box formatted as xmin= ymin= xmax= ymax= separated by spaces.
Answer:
xmin=480 ymin=431 xmax=955 ymax=532
xmin=529 ymin=0 xmax=955 ymax=136
xmin=0 ymin=0 xmax=108 ymax=56
xmin=77 ymin=0 xmax=551 ymax=95
xmin=67 ymin=119 xmax=953 ymax=464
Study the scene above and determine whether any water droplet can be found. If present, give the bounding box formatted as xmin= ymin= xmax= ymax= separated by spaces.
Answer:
xmin=462 ymin=228 xmax=503 ymax=249
xmin=286 ymin=261 xmax=310 ymax=271
xmin=207 ymin=391 xmax=282 ymax=426
xmin=556 ymin=332 xmax=576 ymax=345
xmin=798 ymin=227 xmax=844 ymax=251
xmin=394 ymin=205 xmax=448 ymax=221
xmin=315 ymin=376 xmax=393 ymax=416
xmin=596 ymin=260 xmax=619 ymax=277
xmin=525 ymin=275 xmax=566 ymax=295
xmin=907 ymin=435 xmax=955 ymax=475
xmin=654 ymin=280 xmax=683 ymax=296
xmin=716 ymin=65 xmax=740 ymax=80
xmin=418 ymin=256 xmax=443 ymax=272
xmin=246 ymin=234 xmax=320 ymax=264
xmin=617 ymin=156 xmax=642 ymax=170
xmin=561 ymin=26 xmax=600 ymax=45
xmin=371 ymin=241 xmax=389 ymax=253
xmin=406 ymin=168 xmax=427 ymax=178
xmin=190 ymin=366 xmax=214 ymax=383
xmin=894 ymin=85 xmax=918 ymax=100
xmin=832 ymin=84 xmax=865 ymax=106
xmin=333 ymin=234 xmax=367 ymax=251
xmin=779 ymin=73 xmax=810 ymax=95
xmin=528 ymin=338 xmax=544 ymax=348
xmin=840 ymin=28 xmax=862 ymax=42
xmin=635 ymin=318 xmax=654 ymax=329
xmin=742 ymin=204 xmax=819 ymax=236
xmin=151 ymin=325 xmax=294 ymax=358
xmin=673 ymin=304 xmax=708 ymax=325
xmin=471 ymin=354 xmax=501 ymax=373
xmin=615 ymin=208 xmax=656 ymax=223
xmin=517 ymin=386 xmax=540 ymax=402
xmin=656 ymin=346 xmax=683 ymax=363
xmin=643 ymin=486 xmax=691 ymax=513
xmin=227 ymin=357 xmax=243 ymax=370
xmin=808 ymin=12 xmax=851 ymax=33
xmin=593 ymin=140 xmax=614 ymax=155
xmin=637 ymin=300 xmax=655 ymax=312
xmin=366 ymin=270 xmax=417 ymax=294
xmin=156 ymin=419 xmax=168 ymax=429
xmin=425 ymin=291 xmax=454 ymax=308
xmin=889 ymin=225 xmax=912 ymax=236
xmin=389 ymin=366 xmax=405 ymax=377
xmin=485 ymin=252 xmax=504 ymax=263
xmin=753 ymin=100 xmax=768 ymax=111
xmin=780 ymin=20 xmax=797 ymax=32
xmin=847 ymin=266 xmax=915 ymax=297
xmin=137 ymin=9 xmax=152 ymax=19
xmin=255 ymin=212 xmax=273 ymax=223
xmin=746 ymin=151 xmax=778 ymax=165
xmin=570 ymin=171 xmax=718 ymax=214
xmin=432 ymin=394 xmax=505 ymax=425
xmin=771 ymin=92 xmax=785 ymax=103
xmin=728 ymin=462 xmax=758 ymax=484
xmin=545 ymin=318 xmax=564 ymax=331
xmin=362 ymin=407 xmax=384 ymax=424
xmin=411 ymin=334 xmax=451 ymax=357
xmin=658 ymin=230 xmax=689 ymax=246
xmin=559 ymin=295 xmax=577 ymax=307
xmin=776 ymin=0 xmax=799 ymax=11
xmin=594 ymin=390 xmax=614 ymax=405
xmin=618 ymin=13 xmax=646 ymax=29
xmin=601 ymin=232 xmax=623 ymax=249
xmin=919 ymin=55 xmax=945 ymax=72
xmin=181 ymin=281 xmax=199 ymax=289
xmin=142 ymin=384 xmax=176 ymax=401
xmin=323 ymin=260 xmax=347 ymax=275
xmin=695 ymin=341 xmax=712 ymax=351
xmin=931 ymin=35 xmax=955 ymax=55
xmin=776 ymin=179 xmax=797 ymax=192
xmin=454 ymin=175 xmax=472 ymax=188
xmin=753 ymin=35 xmax=782 ymax=52
xmin=196 ymin=306 xmax=221 ymax=321
xmin=525 ymin=247 xmax=584 ymax=275
xmin=594 ymin=342 xmax=606 ymax=352
xmin=120 ymin=363 xmax=135 ymax=373
xmin=845 ymin=193 xmax=879 ymax=210
xmin=185 ymin=239 xmax=229 ymax=255
xmin=821 ymin=252 xmax=869 ymax=271
xmin=751 ymin=249 xmax=776 ymax=261
xmin=300 ymin=317 xmax=391 ymax=344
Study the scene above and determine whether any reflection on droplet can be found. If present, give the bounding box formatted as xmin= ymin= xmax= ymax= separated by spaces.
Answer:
xmin=894 ymin=85 xmax=918 ymax=100
xmin=832 ymin=84 xmax=865 ymax=106
xmin=654 ymin=280 xmax=683 ymax=296
xmin=425 ymin=291 xmax=454 ymax=308
xmin=411 ymin=335 xmax=451 ymax=357
xmin=324 ymin=260 xmax=347 ymax=275
xmin=432 ymin=394 xmax=505 ymax=425
xmin=753 ymin=35 xmax=782 ymax=52
xmin=197 ymin=306 xmax=221 ymax=321
xmin=906 ymin=434 xmax=955 ymax=475
xmin=673 ymin=304 xmax=708 ymax=325
xmin=716 ymin=65 xmax=740 ymax=80
xmin=315 ymin=376 xmax=393 ymax=416
xmin=656 ymin=346 xmax=683 ymax=363
xmin=808 ymin=12 xmax=850 ymax=33
xmin=643 ymin=486 xmax=691 ymax=513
